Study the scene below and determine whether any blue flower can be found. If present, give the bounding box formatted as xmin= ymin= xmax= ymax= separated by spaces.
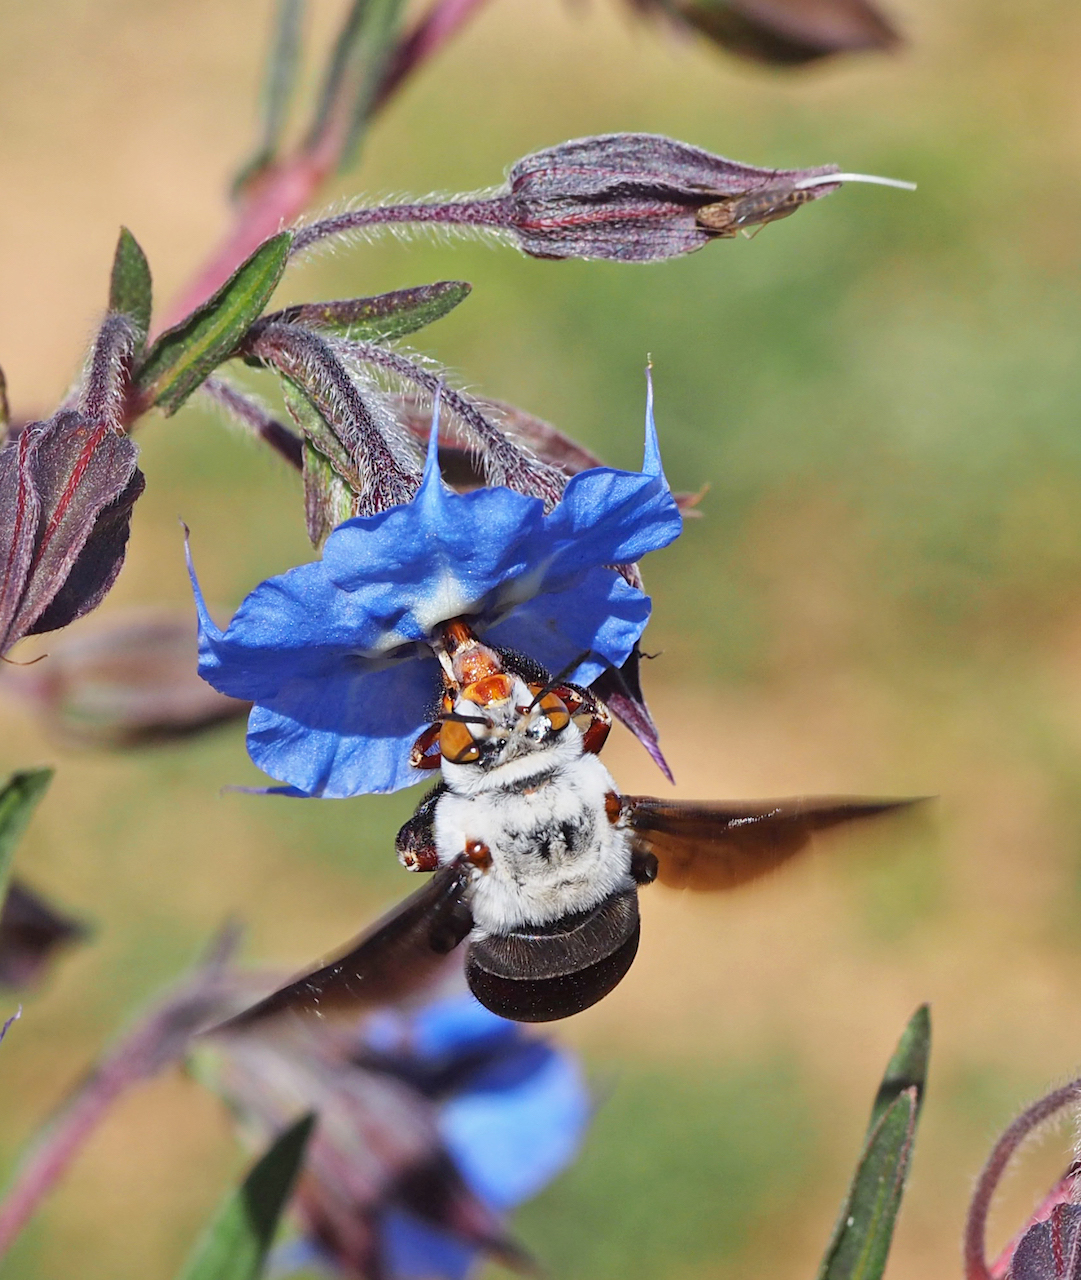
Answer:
xmin=190 ymin=386 xmax=681 ymax=796
xmin=269 ymin=993 xmax=590 ymax=1280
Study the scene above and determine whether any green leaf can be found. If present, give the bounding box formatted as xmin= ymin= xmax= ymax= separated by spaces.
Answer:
xmin=175 ymin=1113 xmax=315 ymax=1280
xmin=301 ymin=438 xmax=357 ymax=546
xmin=267 ymin=282 xmax=471 ymax=343
xmin=137 ymin=232 xmax=292 ymax=415
xmin=868 ymin=1003 xmax=929 ymax=1133
xmin=109 ymin=228 xmax=153 ymax=352
xmin=815 ymin=1007 xmax=930 ymax=1280
xmin=308 ymin=0 xmax=408 ymax=172
xmin=0 ymin=769 xmax=54 ymax=906
xmin=233 ymin=0 xmax=307 ymax=196
xmin=0 ymin=365 xmax=9 ymax=432
xmin=279 ymin=378 xmax=362 ymax=545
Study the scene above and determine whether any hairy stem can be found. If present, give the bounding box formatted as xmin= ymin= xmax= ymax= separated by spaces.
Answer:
xmin=247 ymin=323 xmax=418 ymax=511
xmin=964 ymin=1080 xmax=1081 ymax=1280
xmin=291 ymin=196 xmax=514 ymax=255
xmin=200 ymin=377 xmax=304 ymax=469
xmin=0 ymin=932 xmax=238 ymax=1262
xmin=342 ymin=340 xmax=564 ymax=506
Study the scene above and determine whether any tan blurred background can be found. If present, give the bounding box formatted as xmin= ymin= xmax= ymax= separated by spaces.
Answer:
xmin=4 ymin=0 xmax=1081 ymax=1276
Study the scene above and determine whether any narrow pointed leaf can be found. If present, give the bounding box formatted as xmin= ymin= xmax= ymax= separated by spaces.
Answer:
xmin=0 ymin=770 xmax=53 ymax=906
xmin=301 ymin=438 xmax=356 ymax=547
xmin=816 ymin=1090 xmax=918 ymax=1280
xmin=868 ymin=1003 xmax=929 ymax=1133
xmin=233 ymin=0 xmax=307 ymax=195
xmin=0 ymin=367 xmax=9 ymax=432
xmin=175 ymin=1112 xmax=315 ymax=1280
xmin=137 ymin=232 xmax=292 ymax=415
xmin=109 ymin=228 xmax=153 ymax=352
xmin=815 ymin=1007 xmax=930 ymax=1280
xmin=267 ymin=282 xmax=471 ymax=343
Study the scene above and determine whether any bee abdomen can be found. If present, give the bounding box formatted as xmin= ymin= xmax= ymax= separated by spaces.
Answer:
xmin=465 ymin=889 xmax=640 ymax=1023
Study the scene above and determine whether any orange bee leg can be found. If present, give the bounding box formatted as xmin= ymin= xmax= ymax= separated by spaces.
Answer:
xmin=409 ymin=721 xmax=443 ymax=770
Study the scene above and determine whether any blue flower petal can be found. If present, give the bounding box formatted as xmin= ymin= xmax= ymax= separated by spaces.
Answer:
xmin=440 ymin=1045 xmax=589 ymax=1210
xmin=191 ymin=384 xmax=683 ymax=798
xmin=485 ymin=567 xmax=651 ymax=686
xmin=246 ymin=656 xmax=441 ymax=796
xmin=380 ymin=1209 xmax=477 ymax=1280
xmin=541 ymin=466 xmax=679 ymax=583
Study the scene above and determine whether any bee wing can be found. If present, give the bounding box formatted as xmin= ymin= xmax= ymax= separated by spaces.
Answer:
xmin=623 ymin=796 xmax=922 ymax=891
xmin=207 ymin=860 xmax=473 ymax=1035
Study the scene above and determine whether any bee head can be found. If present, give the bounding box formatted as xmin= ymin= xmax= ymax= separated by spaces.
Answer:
xmin=438 ymin=675 xmax=572 ymax=769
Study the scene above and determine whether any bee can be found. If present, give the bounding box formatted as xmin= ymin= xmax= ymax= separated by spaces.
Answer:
xmin=216 ymin=620 xmax=915 ymax=1030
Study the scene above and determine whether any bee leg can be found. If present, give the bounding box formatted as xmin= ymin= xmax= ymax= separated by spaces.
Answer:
xmin=409 ymin=720 xmax=443 ymax=770
xmin=429 ymin=896 xmax=474 ymax=953
xmin=396 ymin=782 xmax=446 ymax=872
xmin=630 ymin=849 xmax=659 ymax=885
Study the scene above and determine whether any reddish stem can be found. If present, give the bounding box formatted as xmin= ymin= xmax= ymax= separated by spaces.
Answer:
xmin=0 ymin=936 xmax=238 ymax=1261
xmin=372 ymin=0 xmax=495 ymax=114
xmin=964 ymin=1080 xmax=1081 ymax=1280
xmin=157 ymin=145 xmax=338 ymax=335
xmin=157 ymin=0 xmax=494 ymax=335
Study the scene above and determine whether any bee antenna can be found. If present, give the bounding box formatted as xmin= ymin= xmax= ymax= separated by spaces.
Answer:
xmin=528 ymin=650 xmax=594 ymax=710
xmin=441 ymin=710 xmax=490 ymax=726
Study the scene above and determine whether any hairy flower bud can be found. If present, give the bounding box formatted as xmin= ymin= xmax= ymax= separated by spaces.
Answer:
xmin=292 ymin=133 xmax=913 ymax=263
xmin=0 ymin=412 xmax=144 ymax=655
xmin=502 ymin=133 xmax=847 ymax=261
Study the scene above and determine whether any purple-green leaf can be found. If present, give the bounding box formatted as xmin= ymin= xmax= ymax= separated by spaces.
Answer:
xmin=264 ymin=281 xmax=470 ymax=342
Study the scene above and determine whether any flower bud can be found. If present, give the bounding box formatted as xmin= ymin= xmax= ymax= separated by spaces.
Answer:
xmin=629 ymin=0 xmax=901 ymax=66
xmin=0 ymin=411 xmax=143 ymax=655
xmin=503 ymin=133 xmax=844 ymax=261
xmin=0 ymin=880 xmax=86 ymax=990
xmin=5 ymin=608 xmax=248 ymax=746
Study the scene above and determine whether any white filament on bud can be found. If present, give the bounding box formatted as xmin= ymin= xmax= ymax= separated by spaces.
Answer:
xmin=794 ymin=172 xmax=918 ymax=192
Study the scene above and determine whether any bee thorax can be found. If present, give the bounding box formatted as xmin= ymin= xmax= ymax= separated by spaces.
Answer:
xmin=433 ymin=751 xmax=635 ymax=933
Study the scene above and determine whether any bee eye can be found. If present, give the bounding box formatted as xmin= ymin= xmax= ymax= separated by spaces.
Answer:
xmin=537 ymin=691 xmax=569 ymax=733
xmin=440 ymin=719 xmax=481 ymax=764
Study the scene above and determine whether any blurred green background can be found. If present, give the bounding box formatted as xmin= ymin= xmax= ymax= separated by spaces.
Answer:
xmin=3 ymin=0 xmax=1081 ymax=1275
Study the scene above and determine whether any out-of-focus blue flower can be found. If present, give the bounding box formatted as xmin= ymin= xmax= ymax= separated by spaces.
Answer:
xmin=190 ymin=387 xmax=681 ymax=796
xmin=270 ymin=992 xmax=590 ymax=1280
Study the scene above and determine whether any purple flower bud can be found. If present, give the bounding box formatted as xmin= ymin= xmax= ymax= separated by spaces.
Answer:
xmin=0 ymin=411 xmax=144 ymax=655
xmin=4 ymin=608 xmax=249 ymax=746
xmin=628 ymin=0 xmax=901 ymax=67
xmin=0 ymin=881 xmax=86 ymax=990
xmin=1011 ymin=1205 xmax=1081 ymax=1280
xmin=292 ymin=134 xmax=914 ymax=263
xmin=503 ymin=133 xmax=845 ymax=261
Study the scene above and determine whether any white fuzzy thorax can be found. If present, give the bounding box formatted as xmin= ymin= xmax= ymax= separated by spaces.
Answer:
xmin=433 ymin=687 xmax=635 ymax=935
